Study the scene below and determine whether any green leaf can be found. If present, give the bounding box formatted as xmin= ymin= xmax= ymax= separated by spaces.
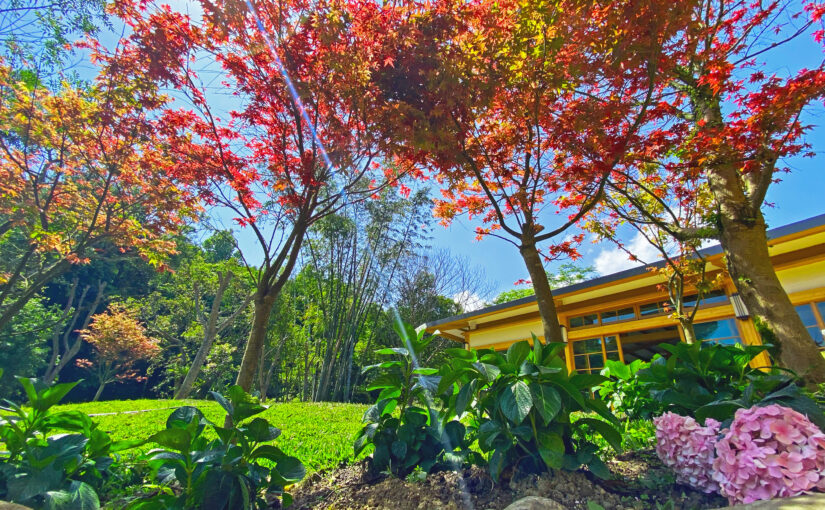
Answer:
xmin=148 ymin=428 xmax=191 ymax=452
xmin=210 ymin=391 xmax=233 ymax=416
xmin=446 ymin=348 xmax=476 ymax=361
xmin=695 ymin=400 xmax=744 ymax=423
xmin=44 ymin=411 xmax=93 ymax=433
xmin=251 ymin=444 xmax=288 ymax=462
xmin=246 ymin=417 xmax=281 ymax=442
xmin=454 ymin=383 xmax=473 ymax=417
xmin=391 ymin=439 xmax=407 ymax=459
xmin=166 ymin=406 xmax=204 ymax=430
xmin=38 ymin=381 xmax=81 ymax=411
xmin=227 ymin=386 xmax=266 ymax=422
xmin=602 ymin=360 xmax=631 ymax=380
xmin=6 ymin=465 xmax=62 ymax=502
xmin=478 ymin=420 xmax=502 ymax=451
xmin=506 ymin=341 xmax=531 ymax=367
xmin=587 ymin=456 xmax=612 ymax=480
xmin=577 ymin=418 xmax=622 ymax=453
xmin=472 ymin=362 xmax=501 ymax=382
xmin=530 ymin=383 xmax=561 ymax=424
xmin=43 ymin=480 xmax=100 ymax=510
xmin=500 ymin=381 xmax=532 ymax=424
xmin=570 ymin=373 xmax=607 ymax=390
xmin=537 ymin=431 xmax=564 ymax=469
xmin=273 ymin=456 xmax=306 ymax=484
xmin=367 ymin=373 xmax=403 ymax=391
xmin=375 ymin=347 xmax=409 ymax=357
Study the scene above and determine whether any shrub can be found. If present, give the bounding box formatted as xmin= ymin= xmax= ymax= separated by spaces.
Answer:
xmin=653 ymin=412 xmax=721 ymax=493
xmin=439 ymin=337 xmax=622 ymax=480
xmin=354 ymin=321 xmax=476 ymax=476
xmin=599 ymin=359 xmax=664 ymax=420
xmin=638 ymin=342 xmax=825 ymax=429
xmin=0 ymin=374 xmax=136 ymax=509
xmin=131 ymin=386 xmax=304 ymax=509
xmin=712 ymin=404 xmax=825 ymax=505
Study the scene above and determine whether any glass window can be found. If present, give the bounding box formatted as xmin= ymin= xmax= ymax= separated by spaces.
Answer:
xmin=601 ymin=307 xmax=636 ymax=323
xmin=569 ymin=313 xmax=598 ymax=329
xmin=694 ymin=319 xmax=742 ymax=345
xmin=639 ymin=301 xmax=668 ymax=317
xmin=573 ymin=337 xmax=605 ymax=374
xmin=683 ymin=289 xmax=728 ymax=308
xmin=604 ymin=335 xmax=620 ymax=362
xmin=797 ymin=303 xmax=824 ymax=348
xmin=572 ymin=336 xmax=621 ymax=373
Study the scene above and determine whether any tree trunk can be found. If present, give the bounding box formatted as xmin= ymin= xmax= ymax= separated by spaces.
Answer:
xmin=175 ymin=332 xmax=217 ymax=399
xmin=93 ymin=382 xmax=106 ymax=402
xmin=519 ymin=236 xmax=563 ymax=343
xmin=681 ymin=320 xmax=698 ymax=345
xmin=691 ymin=91 xmax=825 ymax=385
xmin=236 ymin=295 xmax=276 ymax=391
xmin=714 ymin=207 xmax=825 ymax=384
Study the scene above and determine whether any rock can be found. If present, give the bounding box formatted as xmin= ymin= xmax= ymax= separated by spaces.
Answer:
xmin=0 ymin=502 xmax=33 ymax=510
xmin=503 ymin=496 xmax=565 ymax=510
xmin=716 ymin=492 xmax=825 ymax=509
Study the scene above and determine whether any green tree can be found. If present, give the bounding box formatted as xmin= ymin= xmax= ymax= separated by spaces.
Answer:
xmin=493 ymin=264 xmax=596 ymax=304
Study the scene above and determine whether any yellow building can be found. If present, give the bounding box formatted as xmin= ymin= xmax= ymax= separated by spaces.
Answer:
xmin=420 ymin=214 xmax=825 ymax=373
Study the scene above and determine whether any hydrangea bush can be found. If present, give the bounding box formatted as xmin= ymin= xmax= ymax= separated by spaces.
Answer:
xmin=712 ymin=404 xmax=825 ymax=505
xmin=653 ymin=412 xmax=721 ymax=493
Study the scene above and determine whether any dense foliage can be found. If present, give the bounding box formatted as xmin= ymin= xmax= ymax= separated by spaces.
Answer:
xmin=132 ymin=388 xmax=304 ymax=509
xmin=438 ymin=337 xmax=622 ymax=480
xmin=599 ymin=359 xmax=665 ymax=421
xmin=0 ymin=373 xmax=305 ymax=509
xmin=354 ymin=321 xmax=477 ymax=476
xmin=0 ymin=374 xmax=138 ymax=509
xmin=637 ymin=342 xmax=825 ymax=429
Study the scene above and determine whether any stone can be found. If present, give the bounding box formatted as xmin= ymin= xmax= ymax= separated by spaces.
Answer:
xmin=716 ymin=493 xmax=825 ymax=509
xmin=0 ymin=502 xmax=33 ymax=510
xmin=503 ymin=496 xmax=566 ymax=510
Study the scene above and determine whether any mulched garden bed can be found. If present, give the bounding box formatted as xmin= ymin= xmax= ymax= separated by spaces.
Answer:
xmin=289 ymin=448 xmax=727 ymax=509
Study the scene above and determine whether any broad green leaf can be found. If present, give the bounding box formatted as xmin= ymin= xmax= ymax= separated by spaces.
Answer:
xmin=246 ymin=417 xmax=281 ymax=442
xmin=577 ymin=418 xmax=622 ymax=453
xmin=538 ymin=431 xmax=564 ymax=469
xmin=375 ymin=347 xmax=409 ymax=357
xmin=472 ymin=362 xmax=501 ymax=382
xmin=454 ymin=383 xmax=473 ymax=417
xmin=38 ymin=381 xmax=81 ymax=411
xmin=274 ymin=456 xmax=306 ymax=484
xmin=43 ymin=480 xmax=100 ymax=510
xmin=530 ymin=383 xmax=561 ymax=424
xmin=506 ymin=341 xmax=531 ymax=367
xmin=148 ymin=428 xmax=191 ymax=452
xmin=446 ymin=348 xmax=476 ymax=361
xmin=500 ymin=381 xmax=532 ymax=424
xmin=391 ymin=439 xmax=407 ymax=459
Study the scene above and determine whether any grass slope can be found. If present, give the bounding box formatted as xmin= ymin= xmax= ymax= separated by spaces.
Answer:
xmin=55 ymin=399 xmax=369 ymax=473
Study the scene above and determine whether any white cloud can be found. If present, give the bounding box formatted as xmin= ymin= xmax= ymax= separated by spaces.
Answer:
xmin=594 ymin=232 xmax=662 ymax=276
xmin=453 ymin=291 xmax=485 ymax=312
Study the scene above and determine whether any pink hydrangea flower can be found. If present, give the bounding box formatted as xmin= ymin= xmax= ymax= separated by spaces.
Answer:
xmin=653 ymin=412 xmax=721 ymax=493
xmin=711 ymin=404 xmax=825 ymax=505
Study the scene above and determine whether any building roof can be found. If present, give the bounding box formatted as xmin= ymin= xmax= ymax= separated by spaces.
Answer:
xmin=420 ymin=212 xmax=825 ymax=333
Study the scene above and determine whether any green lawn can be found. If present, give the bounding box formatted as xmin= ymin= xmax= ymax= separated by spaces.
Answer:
xmin=54 ymin=399 xmax=369 ymax=474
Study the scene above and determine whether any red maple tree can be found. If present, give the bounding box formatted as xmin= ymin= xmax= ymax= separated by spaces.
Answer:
xmin=602 ymin=0 xmax=825 ymax=382
xmin=99 ymin=0 xmax=414 ymax=389
xmin=0 ymin=61 xmax=199 ymax=332
xmin=369 ymin=0 xmax=690 ymax=342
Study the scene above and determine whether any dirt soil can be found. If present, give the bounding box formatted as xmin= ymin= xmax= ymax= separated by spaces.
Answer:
xmin=289 ymin=448 xmax=727 ymax=510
